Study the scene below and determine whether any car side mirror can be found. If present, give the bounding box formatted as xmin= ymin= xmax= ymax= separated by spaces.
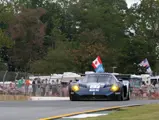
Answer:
xmin=75 ymin=79 xmax=79 ymax=82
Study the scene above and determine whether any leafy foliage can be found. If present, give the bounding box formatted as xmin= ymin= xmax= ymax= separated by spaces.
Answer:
xmin=30 ymin=41 xmax=75 ymax=74
xmin=0 ymin=0 xmax=159 ymax=74
xmin=7 ymin=7 xmax=46 ymax=71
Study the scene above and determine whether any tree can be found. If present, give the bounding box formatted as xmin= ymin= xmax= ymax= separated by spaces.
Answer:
xmin=7 ymin=7 xmax=46 ymax=71
xmin=73 ymin=0 xmax=128 ymax=45
xmin=30 ymin=41 xmax=75 ymax=74
xmin=117 ymin=36 xmax=156 ymax=74
xmin=0 ymin=1 xmax=15 ymax=71
xmin=70 ymin=29 xmax=109 ymax=72
xmin=122 ymin=0 xmax=159 ymax=73
xmin=1 ymin=0 xmax=158 ymax=75
xmin=67 ymin=0 xmax=129 ymax=72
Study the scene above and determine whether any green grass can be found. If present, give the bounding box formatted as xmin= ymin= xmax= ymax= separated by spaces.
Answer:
xmin=80 ymin=104 xmax=159 ymax=120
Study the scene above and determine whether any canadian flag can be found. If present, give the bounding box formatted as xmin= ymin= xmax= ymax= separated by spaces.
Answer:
xmin=92 ymin=56 xmax=102 ymax=69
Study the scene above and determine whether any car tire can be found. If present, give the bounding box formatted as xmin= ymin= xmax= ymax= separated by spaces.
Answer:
xmin=126 ymin=89 xmax=130 ymax=101
xmin=117 ymin=90 xmax=124 ymax=101
xmin=69 ymin=94 xmax=78 ymax=101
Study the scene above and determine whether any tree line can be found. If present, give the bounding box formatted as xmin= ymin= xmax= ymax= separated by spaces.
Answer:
xmin=0 ymin=0 xmax=159 ymax=75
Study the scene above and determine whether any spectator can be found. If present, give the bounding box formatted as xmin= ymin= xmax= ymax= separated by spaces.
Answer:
xmin=41 ymin=80 xmax=45 ymax=96
xmin=154 ymin=82 xmax=159 ymax=93
xmin=56 ymin=79 xmax=59 ymax=84
xmin=52 ymin=80 xmax=58 ymax=96
xmin=61 ymin=82 xmax=68 ymax=97
xmin=17 ymin=77 xmax=24 ymax=88
xmin=146 ymin=81 xmax=149 ymax=85
xmin=36 ymin=78 xmax=41 ymax=96
xmin=147 ymin=82 xmax=155 ymax=97
xmin=25 ymin=79 xmax=30 ymax=95
xmin=9 ymin=82 xmax=13 ymax=88
xmin=141 ymin=81 xmax=146 ymax=86
xmin=32 ymin=79 xmax=36 ymax=96
xmin=69 ymin=80 xmax=72 ymax=84
xmin=45 ymin=79 xmax=50 ymax=96
xmin=140 ymin=81 xmax=147 ymax=97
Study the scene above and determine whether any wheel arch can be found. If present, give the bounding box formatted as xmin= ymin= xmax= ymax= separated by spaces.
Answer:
xmin=122 ymin=85 xmax=127 ymax=97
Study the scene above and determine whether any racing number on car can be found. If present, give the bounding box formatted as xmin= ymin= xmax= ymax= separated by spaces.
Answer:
xmin=89 ymin=85 xmax=100 ymax=91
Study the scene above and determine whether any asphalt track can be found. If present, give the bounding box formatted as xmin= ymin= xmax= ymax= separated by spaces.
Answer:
xmin=0 ymin=99 xmax=159 ymax=120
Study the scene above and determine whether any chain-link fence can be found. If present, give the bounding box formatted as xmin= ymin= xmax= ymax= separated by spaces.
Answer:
xmin=130 ymin=84 xmax=159 ymax=99
xmin=0 ymin=71 xmax=30 ymax=96
xmin=0 ymin=81 xmax=69 ymax=97
xmin=0 ymin=71 xmax=30 ymax=82
xmin=1 ymin=71 xmax=159 ymax=99
xmin=1 ymin=81 xmax=159 ymax=99
xmin=0 ymin=71 xmax=80 ymax=97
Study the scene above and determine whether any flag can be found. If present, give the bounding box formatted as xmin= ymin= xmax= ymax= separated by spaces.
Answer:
xmin=92 ymin=56 xmax=104 ymax=73
xmin=139 ymin=58 xmax=152 ymax=74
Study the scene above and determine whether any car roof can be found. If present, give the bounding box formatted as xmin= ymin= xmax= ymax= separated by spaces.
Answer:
xmin=86 ymin=73 xmax=113 ymax=75
xmin=85 ymin=73 xmax=117 ymax=79
xmin=84 ymin=73 xmax=119 ymax=82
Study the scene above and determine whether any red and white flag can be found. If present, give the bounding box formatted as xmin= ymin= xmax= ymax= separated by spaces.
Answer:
xmin=92 ymin=56 xmax=102 ymax=69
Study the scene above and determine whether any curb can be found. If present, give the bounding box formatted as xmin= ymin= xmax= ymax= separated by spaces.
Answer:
xmin=28 ymin=97 xmax=69 ymax=101
xmin=39 ymin=104 xmax=142 ymax=120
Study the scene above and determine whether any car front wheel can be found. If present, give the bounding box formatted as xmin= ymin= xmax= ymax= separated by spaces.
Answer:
xmin=117 ymin=90 xmax=124 ymax=101
xmin=69 ymin=93 xmax=78 ymax=101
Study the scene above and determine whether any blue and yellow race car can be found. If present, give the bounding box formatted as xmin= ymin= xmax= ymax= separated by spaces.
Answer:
xmin=69 ymin=73 xmax=130 ymax=101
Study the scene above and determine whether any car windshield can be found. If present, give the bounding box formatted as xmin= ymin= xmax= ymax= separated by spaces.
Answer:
xmin=83 ymin=74 xmax=116 ymax=84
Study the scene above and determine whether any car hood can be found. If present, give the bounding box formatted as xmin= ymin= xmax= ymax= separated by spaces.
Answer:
xmin=79 ymin=82 xmax=111 ymax=88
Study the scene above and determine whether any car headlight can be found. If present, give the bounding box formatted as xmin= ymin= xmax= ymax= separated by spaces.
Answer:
xmin=110 ymin=84 xmax=119 ymax=92
xmin=71 ymin=85 xmax=80 ymax=92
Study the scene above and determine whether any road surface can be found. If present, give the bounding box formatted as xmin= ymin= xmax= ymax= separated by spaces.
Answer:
xmin=0 ymin=99 xmax=159 ymax=120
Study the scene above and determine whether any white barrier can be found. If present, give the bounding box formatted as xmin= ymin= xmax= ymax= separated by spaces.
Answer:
xmin=29 ymin=97 xmax=69 ymax=101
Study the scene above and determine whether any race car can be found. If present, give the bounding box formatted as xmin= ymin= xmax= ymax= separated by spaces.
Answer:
xmin=68 ymin=73 xmax=130 ymax=101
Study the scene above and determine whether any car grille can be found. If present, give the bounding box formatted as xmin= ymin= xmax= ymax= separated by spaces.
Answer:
xmin=80 ymin=95 xmax=108 ymax=100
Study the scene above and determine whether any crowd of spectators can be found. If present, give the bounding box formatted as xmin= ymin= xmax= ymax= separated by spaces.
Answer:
xmin=1 ymin=76 xmax=159 ymax=99
xmin=30 ymin=78 xmax=69 ymax=97
xmin=131 ymin=81 xmax=159 ymax=98
xmin=0 ymin=77 xmax=70 ymax=97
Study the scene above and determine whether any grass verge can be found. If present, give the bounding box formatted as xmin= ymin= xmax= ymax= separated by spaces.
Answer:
xmin=0 ymin=94 xmax=29 ymax=101
xmin=80 ymin=104 xmax=159 ymax=120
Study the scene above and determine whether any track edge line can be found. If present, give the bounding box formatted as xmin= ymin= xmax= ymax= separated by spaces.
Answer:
xmin=39 ymin=104 xmax=142 ymax=120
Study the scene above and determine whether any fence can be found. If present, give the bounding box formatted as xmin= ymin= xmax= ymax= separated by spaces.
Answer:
xmin=0 ymin=82 xmax=69 ymax=97
xmin=1 ymin=81 xmax=159 ymax=99
xmin=130 ymin=85 xmax=159 ymax=99
xmin=0 ymin=71 xmax=30 ymax=82
xmin=0 ymin=71 xmax=159 ymax=99
xmin=0 ymin=71 xmax=81 ymax=97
